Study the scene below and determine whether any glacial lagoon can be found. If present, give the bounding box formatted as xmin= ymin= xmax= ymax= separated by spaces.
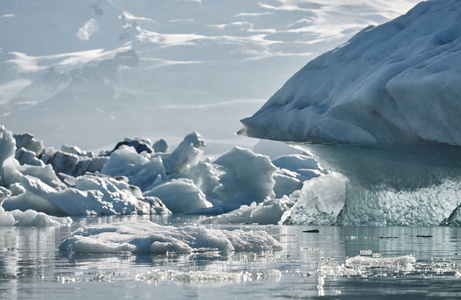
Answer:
xmin=1 ymin=215 xmax=461 ymax=299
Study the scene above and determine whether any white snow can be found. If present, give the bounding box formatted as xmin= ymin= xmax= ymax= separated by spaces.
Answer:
xmin=58 ymin=220 xmax=283 ymax=254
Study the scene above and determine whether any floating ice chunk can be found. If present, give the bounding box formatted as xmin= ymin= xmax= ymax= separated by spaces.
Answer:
xmin=202 ymin=196 xmax=294 ymax=225
xmin=144 ymin=178 xmax=212 ymax=214
xmin=162 ymin=132 xmax=205 ymax=175
xmin=281 ymin=172 xmax=347 ymax=225
xmin=10 ymin=209 xmax=72 ymax=227
xmin=320 ymin=255 xmax=417 ymax=277
xmin=213 ymin=147 xmax=277 ymax=205
xmin=101 ymin=145 xmax=165 ymax=191
xmin=58 ymin=220 xmax=283 ymax=254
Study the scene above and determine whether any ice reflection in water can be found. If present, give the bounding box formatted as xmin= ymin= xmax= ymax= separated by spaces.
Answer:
xmin=1 ymin=216 xmax=461 ymax=299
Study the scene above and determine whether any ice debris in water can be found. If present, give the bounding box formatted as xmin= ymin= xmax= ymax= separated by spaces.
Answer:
xmin=135 ymin=269 xmax=282 ymax=285
xmin=320 ymin=252 xmax=461 ymax=278
xmin=59 ymin=220 xmax=283 ymax=254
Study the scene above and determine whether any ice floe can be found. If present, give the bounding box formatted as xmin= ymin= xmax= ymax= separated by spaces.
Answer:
xmin=58 ymin=220 xmax=283 ymax=254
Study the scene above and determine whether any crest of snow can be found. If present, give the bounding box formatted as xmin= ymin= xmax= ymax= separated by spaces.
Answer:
xmin=77 ymin=19 xmax=99 ymax=41
xmin=58 ymin=220 xmax=283 ymax=254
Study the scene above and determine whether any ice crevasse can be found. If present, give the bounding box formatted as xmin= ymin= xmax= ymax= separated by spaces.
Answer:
xmin=240 ymin=0 xmax=461 ymax=226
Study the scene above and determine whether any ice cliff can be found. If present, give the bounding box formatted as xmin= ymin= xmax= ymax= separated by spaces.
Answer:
xmin=240 ymin=0 xmax=461 ymax=226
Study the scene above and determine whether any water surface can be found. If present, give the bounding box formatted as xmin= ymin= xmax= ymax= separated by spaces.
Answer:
xmin=1 ymin=215 xmax=460 ymax=299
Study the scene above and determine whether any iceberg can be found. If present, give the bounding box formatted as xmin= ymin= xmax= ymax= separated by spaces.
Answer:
xmin=58 ymin=220 xmax=283 ymax=254
xmin=240 ymin=0 xmax=461 ymax=225
xmin=240 ymin=0 xmax=461 ymax=146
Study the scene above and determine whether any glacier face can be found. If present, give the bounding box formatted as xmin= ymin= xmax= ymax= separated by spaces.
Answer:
xmin=240 ymin=0 xmax=461 ymax=226
xmin=240 ymin=0 xmax=461 ymax=146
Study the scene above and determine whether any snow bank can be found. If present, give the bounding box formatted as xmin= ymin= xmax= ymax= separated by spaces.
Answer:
xmin=213 ymin=147 xmax=277 ymax=205
xmin=240 ymin=0 xmax=461 ymax=146
xmin=59 ymin=220 xmax=283 ymax=253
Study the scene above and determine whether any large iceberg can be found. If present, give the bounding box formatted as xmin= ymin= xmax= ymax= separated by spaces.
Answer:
xmin=240 ymin=0 xmax=461 ymax=226
xmin=240 ymin=0 xmax=461 ymax=146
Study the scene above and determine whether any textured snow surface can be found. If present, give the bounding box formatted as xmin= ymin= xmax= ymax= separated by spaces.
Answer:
xmin=59 ymin=220 xmax=283 ymax=253
xmin=241 ymin=0 xmax=461 ymax=146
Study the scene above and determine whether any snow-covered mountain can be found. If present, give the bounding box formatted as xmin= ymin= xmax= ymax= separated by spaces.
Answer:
xmin=241 ymin=0 xmax=461 ymax=146
xmin=0 ymin=0 xmax=420 ymax=152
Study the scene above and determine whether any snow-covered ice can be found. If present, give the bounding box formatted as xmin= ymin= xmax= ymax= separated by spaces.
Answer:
xmin=240 ymin=0 xmax=461 ymax=146
xmin=58 ymin=220 xmax=283 ymax=254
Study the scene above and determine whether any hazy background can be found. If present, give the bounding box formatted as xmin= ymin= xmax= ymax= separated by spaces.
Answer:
xmin=0 ymin=0 xmax=421 ymax=154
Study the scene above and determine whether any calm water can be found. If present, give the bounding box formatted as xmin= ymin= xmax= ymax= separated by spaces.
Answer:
xmin=1 ymin=215 xmax=461 ymax=299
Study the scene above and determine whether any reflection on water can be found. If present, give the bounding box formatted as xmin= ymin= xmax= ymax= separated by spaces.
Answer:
xmin=1 ymin=215 xmax=461 ymax=299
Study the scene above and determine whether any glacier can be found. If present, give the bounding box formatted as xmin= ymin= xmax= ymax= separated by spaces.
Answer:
xmin=240 ymin=0 xmax=461 ymax=226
